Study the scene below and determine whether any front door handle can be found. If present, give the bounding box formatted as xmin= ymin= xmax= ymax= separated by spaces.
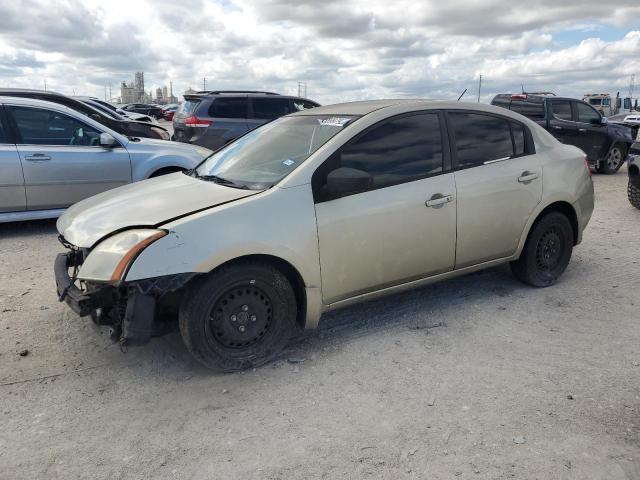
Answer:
xmin=552 ymin=125 xmax=563 ymax=130
xmin=578 ymin=128 xmax=587 ymax=133
xmin=425 ymin=193 xmax=454 ymax=208
xmin=518 ymin=171 xmax=539 ymax=183
xmin=24 ymin=154 xmax=51 ymax=161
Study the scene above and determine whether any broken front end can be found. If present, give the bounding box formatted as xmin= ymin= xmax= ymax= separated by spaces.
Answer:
xmin=54 ymin=234 xmax=194 ymax=346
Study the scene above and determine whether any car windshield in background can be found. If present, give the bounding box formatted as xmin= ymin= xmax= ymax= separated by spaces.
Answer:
xmin=194 ymin=115 xmax=358 ymax=189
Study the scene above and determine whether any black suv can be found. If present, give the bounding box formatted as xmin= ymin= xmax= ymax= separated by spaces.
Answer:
xmin=492 ymin=93 xmax=634 ymax=173
xmin=173 ymin=91 xmax=320 ymax=150
xmin=0 ymin=89 xmax=170 ymax=140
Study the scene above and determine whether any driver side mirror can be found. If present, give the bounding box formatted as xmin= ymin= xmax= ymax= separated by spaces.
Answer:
xmin=99 ymin=133 xmax=117 ymax=148
xmin=326 ymin=167 xmax=372 ymax=198
xmin=590 ymin=116 xmax=606 ymax=126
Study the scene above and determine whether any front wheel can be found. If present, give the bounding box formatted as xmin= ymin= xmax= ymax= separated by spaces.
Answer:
xmin=597 ymin=145 xmax=626 ymax=174
xmin=629 ymin=180 xmax=640 ymax=209
xmin=179 ymin=262 xmax=297 ymax=372
xmin=510 ymin=212 xmax=574 ymax=287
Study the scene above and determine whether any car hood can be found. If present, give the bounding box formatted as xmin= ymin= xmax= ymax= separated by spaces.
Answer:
xmin=57 ymin=173 xmax=259 ymax=248
xmin=125 ymin=137 xmax=212 ymax=157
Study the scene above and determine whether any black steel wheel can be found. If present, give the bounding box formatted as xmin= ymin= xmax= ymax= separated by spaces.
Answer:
xmin=510 ymin=212 xmax=574 ymax=287
xmin=179 ymin=262 xmax=297 ymax=372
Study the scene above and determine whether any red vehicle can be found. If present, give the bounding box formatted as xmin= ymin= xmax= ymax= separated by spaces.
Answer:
xmin=162 ymin=104 xmax=179 ymax=121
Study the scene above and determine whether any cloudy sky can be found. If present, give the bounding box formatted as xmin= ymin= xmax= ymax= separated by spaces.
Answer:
xmin=0 ymin=0 xmax=639 ymax=104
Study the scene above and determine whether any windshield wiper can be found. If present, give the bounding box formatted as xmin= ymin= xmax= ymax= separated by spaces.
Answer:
xmin=194 ymin=172 xmax=249 ymax=189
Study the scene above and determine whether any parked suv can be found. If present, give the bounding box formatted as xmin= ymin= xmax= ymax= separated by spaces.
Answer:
xmin=628 ymin=142 xmax=640 ymax=209
xmin=0 ymin=96 xmax=212 ymax=223
xmin=173 ymin=91 xmax=320 ymax=150
xmin=0 ymin=89 xmax=169 ymax=140
xmin=55 ymin=100 xmax=593 ymax=371
xmin=492 ymin=93 xmax=634 ymax=173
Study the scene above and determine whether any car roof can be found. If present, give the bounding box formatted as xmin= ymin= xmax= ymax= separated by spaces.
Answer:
xmin=290 ymin=99 xmax=427 ymax=116
xmin=0 ymin=95 xmax=82 ymax=111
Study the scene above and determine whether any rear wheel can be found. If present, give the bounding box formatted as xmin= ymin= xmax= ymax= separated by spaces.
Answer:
xmin=629 ymin=180 xmax=640 ymax=209
xmin=597 ymin=145 xmax=626 ymax=174
xmin=179 ymin=262 xmax=297 ymax=372
xmin=510 ymin=212 xmax=574 ymax=287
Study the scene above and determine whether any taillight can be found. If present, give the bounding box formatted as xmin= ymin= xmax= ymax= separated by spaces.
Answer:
xmin=584 ymin=155 xmax=592 ymax=176
xmin=184 ymin=115 xmax=211 ymax=127
xmin=511 ymin=94 xmax=527 ymax=100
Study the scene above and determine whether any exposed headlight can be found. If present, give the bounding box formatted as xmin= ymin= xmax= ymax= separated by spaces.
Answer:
xmin=151 ymin=126 xmax=170 ymax=140
xmin=79 ymin=229 xmax=167 ymax=283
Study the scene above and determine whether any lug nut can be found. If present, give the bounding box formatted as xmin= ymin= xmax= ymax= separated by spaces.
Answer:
xmin=241 ymin=305 xmax=249 ymax=311
xmin=250 ymin=315 xmax=257 ymax=322
xmin=239 ymin=325 xmax=246 ymax=333
xmin=230 ymin=315 xmax=237 ymax=322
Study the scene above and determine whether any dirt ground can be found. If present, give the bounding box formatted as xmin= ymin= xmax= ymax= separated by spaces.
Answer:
xmin=1 ymin=168 xmax=639 ymax=480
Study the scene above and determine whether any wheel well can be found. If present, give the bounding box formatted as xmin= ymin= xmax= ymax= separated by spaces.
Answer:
xmin=630 ymin=163 xmax=639 ymax=177
xmin=149 ymin=166 xmax=186 ymax=178
xmin=533 ymin=201 xmax=579 ymax=245
xmin=213 ymin=255 xmax=307 ymax=329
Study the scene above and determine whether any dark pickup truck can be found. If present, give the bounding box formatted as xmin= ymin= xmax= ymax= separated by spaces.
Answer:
xmin=492 ymin=93 xmax=634 ymax=174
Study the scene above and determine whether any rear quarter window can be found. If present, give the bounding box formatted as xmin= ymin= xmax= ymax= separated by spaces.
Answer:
xmin=177 ymin=100 xmax=200 ymax=116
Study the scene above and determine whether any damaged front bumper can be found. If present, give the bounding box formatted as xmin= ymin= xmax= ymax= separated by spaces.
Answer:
xmin=54 ymin=250 xmax=194 ymax=346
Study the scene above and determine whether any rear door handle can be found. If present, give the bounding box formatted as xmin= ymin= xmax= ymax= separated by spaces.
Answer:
xmin=552 ymin=125 xmax=563 ymax=130
xmin=518 ymin=172 xmax=539 ymax=183
xmin=425 ymin=194 xmax=454 ymax=208
xmin=24 ymin=154 xmax=51 ymax=161
xmin=578 ymin=128 xmax=587 ymax=133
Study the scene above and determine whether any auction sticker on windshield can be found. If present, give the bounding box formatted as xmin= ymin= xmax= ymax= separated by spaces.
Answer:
xmin=318 ymin=117 xmax=352 ymax=127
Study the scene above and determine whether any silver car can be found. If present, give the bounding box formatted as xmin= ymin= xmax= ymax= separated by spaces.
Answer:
xmin=55 ymin=100 xmax=594 ymax=371
xmin=0 ymin=96 xmax=212 ymax=223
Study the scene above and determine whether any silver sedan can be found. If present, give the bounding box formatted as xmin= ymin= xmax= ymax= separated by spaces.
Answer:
xmin=0 ymin=96 xmax=212 ymax=223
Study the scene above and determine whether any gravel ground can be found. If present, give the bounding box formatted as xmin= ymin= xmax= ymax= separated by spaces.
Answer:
xmin=1 ymin=168 xmax=639 ymax=480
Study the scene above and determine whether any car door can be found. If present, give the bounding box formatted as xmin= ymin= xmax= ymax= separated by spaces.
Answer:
xmin=7 ymin=104 xmax=132 ymax=210
xmin=313 ymin=112 xmax=457 ymax=304
xmin=574 ymin=100 xmax=609 ymax=161
xmin=247 ymin=97 xmax=293 ymax=131
xmin=0 ymin=106 xmax=26 ymax=212
xmin=447 ymin=111 xmax=542 ymax=268
xmin=548 ymin=99 xmax=580 ymax=148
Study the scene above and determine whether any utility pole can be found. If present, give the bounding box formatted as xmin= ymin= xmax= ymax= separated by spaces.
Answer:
xmin=297 ymin=81 xmax=307 ymax=97
xmin=477 ymin=74 xmax=482 ymax=103
xmin=170 ymin=80 xmax=173 ymax=101
xmin=109 ymin=82 xmax=112 ymax=101
xmin=203 ymin=77 xmax=207 ymax=91
xmin=44 ymin=79 xmax=47 ymax=91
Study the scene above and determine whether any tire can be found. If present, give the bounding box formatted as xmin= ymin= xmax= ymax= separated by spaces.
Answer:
xmin=629 ymin=180 xmax=640 ymax=209
xmin=597 ymin=145 xmax=626 ymax=174
xmin=179 ymin=262 xmax=297 ymax=372
xmin=510 ymin=212 xmax=574 ymax=287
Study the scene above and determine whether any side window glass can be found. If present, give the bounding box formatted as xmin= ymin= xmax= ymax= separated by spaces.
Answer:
xmin=511 ymin=122 xmax=526 ymax=156
xmin=449 ymin=112 xmax=514 ymax=168
xmin=11 ymin=106 xmax=102 ymax=146
xmin=251 ymin=98 xmax=291 ymax=119
xmin=208 ymin=97 xmax=249 ymax=118
xmin=0 ymin=113 xmax=7 ymax=143
xmin=551 ymin=100 xmax=572 ymax=121
xmin=576 ymin=102 xmax=600 ymax=124
xmin=316 ymin=113 xmax=443 ymax=197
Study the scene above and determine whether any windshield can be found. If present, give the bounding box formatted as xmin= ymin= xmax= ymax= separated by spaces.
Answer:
xmin=194 ymin=115 xmax=358 ymax=189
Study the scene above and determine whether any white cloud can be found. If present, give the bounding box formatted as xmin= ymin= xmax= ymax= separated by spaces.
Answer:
xmin=0 ymin=0 xmax=638 ymax=104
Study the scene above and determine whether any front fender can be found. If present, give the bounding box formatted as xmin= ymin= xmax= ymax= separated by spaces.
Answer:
xmin=133 ymin=155 xmax=201 ymax=180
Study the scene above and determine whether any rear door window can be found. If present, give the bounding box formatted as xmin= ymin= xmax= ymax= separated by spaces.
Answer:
xmin=551 ymin=100 xmax=573 ymax=121
xmin=208 ymin=97 xmax=249 ymax=119
xmin=251 ymin=98 xmax=292 ymax=119
xmin=448 ymin=112 xmax=514 ymax=168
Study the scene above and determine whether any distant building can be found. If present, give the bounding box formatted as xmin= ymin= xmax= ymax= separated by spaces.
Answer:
xmin=134 ymin=72 xmax=144 ymax=94
xmin=155 ymin=87 xmax=163 ymax=103
xmin=120 ymin=81 xmax=136 ymax=104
